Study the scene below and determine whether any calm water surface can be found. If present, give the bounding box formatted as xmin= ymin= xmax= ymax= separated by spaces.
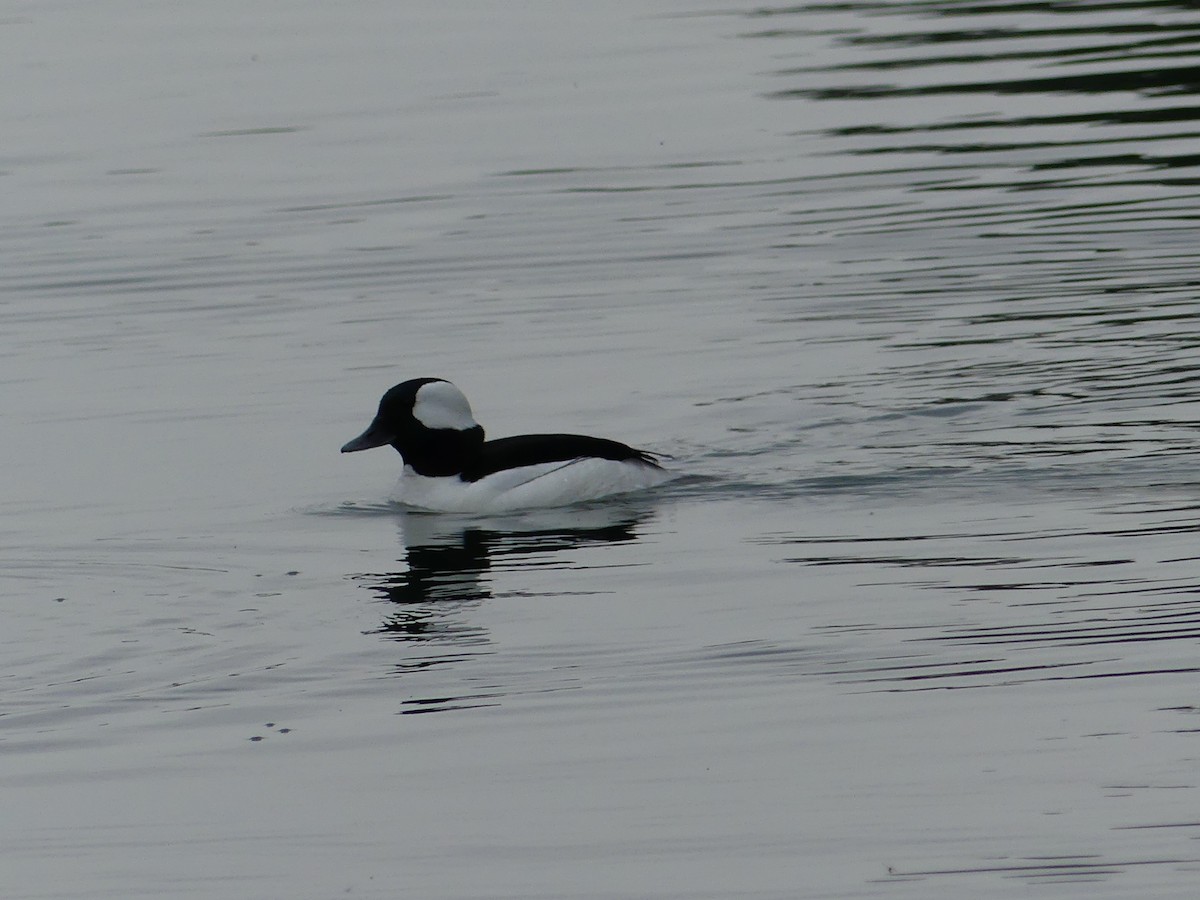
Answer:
xmin=6 ymin=1 xmax=1200 ymax=897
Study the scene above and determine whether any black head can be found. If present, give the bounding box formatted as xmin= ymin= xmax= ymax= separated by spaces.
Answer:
xmin=341 ymin=378 xmax=486 ymax=477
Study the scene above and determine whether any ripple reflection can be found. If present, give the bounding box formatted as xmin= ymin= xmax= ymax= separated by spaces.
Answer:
xmin=349 ymin=506 xmax=655 ymax=713
xmin=765 ymin=496 xmax=1200 ymax=691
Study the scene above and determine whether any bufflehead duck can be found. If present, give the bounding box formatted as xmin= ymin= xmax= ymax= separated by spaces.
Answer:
xmin=341 ymin=378 xmax=669 ymax=512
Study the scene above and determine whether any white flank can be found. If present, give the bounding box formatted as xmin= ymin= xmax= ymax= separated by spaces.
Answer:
xmin=411 ymin=380 xmax=479 ymax=431
xmin=395 ymin=457 xmax=671 ymax=513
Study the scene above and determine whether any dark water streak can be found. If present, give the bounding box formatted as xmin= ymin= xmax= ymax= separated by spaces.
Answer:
xmin=664 ymin=6 xmax=1200 ymax=767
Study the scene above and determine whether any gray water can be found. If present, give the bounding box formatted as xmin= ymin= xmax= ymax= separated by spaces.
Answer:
xmin=6 ymin=1 xmax=1200 ymax=897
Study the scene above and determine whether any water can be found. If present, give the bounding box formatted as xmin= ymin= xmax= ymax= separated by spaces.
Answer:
xmin=5 ymin=1 xmax=1200 ymax=897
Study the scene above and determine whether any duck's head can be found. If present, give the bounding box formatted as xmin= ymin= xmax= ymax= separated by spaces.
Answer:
xmin=341 ymin=378 xmax=485 ymax=476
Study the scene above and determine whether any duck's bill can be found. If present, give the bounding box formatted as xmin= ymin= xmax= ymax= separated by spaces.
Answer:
xmin=340 ymin=420 xmax=393 ymax=453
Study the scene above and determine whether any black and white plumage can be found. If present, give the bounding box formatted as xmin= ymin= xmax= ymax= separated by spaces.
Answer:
xmin=341 ymin=378 xmax=669 ymax=512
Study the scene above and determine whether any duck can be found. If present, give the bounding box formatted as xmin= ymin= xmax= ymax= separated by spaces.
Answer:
xmin=341 ymin=378 xmax=669 ymax=512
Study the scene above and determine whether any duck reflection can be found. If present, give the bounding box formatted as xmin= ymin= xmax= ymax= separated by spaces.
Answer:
xmin=353 ymin=504 xmax=655 ymax=642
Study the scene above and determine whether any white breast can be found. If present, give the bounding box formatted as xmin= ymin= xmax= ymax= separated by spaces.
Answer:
xmin=395 ymin=458 xmax=670 ymax=513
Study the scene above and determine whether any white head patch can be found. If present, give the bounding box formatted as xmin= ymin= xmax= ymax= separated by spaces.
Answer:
xmin=412 ymin=380 xmax=479 ymax=431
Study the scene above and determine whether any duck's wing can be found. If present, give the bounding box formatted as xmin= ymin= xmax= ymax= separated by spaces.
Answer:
xmin=463 ymin=434 xmax=661 ymax=483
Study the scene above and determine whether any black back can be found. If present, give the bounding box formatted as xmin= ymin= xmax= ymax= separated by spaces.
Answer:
xmin=461 ymin=434 xmax=661 ymax=483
